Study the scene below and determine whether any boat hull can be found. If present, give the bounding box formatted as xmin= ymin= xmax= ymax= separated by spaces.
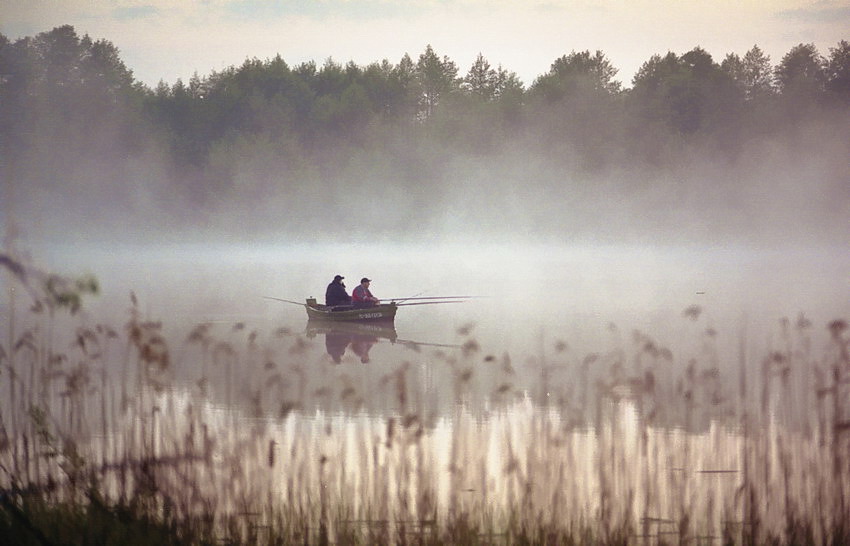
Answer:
xmin=304 ymin=299 xmax=397 ymax=322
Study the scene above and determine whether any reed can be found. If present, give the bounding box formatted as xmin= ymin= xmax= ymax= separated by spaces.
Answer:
xmin=2 ymin=257 xmax=850 ymax=544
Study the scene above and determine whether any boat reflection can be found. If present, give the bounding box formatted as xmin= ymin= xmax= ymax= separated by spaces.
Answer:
xmin=305 ymin=320 xmax=397 ymax=363
xmin=305 ymin=320 xmax=460 ymax=363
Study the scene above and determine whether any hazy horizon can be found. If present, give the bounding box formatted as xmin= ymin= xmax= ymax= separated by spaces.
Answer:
xmin=3 ymin=1 xmax=849 ymax=89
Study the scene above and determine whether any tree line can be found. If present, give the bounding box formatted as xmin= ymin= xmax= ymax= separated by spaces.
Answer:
xmin=1 ymin=25 xmax=848 ymax=242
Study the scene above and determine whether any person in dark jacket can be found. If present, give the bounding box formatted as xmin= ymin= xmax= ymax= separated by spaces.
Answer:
xmin=325 ymin=275 xmax=352 ymax=306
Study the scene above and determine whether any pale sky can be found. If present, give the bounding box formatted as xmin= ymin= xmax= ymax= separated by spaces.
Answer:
xmin=2 ymin=0 xmax=849 ymax=88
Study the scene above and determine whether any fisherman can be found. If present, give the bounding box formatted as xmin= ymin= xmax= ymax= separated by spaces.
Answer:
xmin=352 ymin=277 xmax=379 ymax=308
xmin=325 ymin=275 xmax=352 ymax=307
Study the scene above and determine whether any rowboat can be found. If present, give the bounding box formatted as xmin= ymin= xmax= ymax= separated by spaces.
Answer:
xmin=264 ymin=295 xmax=473 ymax=323
xmin=304 ymin=298 xmax=397 ymax=322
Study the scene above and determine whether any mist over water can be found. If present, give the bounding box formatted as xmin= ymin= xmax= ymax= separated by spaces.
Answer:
xmin=40 ymin=240 xmax=849 ymax=372
xmin=11 ymin=130 xmax=850 ymax=248
xmin=5 ymin=158 xmax=850 ymax=545
xmin=3 ymin=29 xmax=850 ymax=542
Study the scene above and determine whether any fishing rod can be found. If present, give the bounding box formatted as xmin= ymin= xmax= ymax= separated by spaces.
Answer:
xmin=265 ymin=296 xmax=465 ymax=307
xmin=390 ymin=289 xmax=431 ymax=304
xmin=393 ymin=300 xmax=465 ymax=307
xmin=386 ymin=295 xmax=478 ymax=302
xmin=263 ymin=296 xmax=306 ymax=306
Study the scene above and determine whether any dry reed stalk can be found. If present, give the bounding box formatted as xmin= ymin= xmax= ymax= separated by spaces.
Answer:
xmin=3 ymin=285 xmax=849 ymax=545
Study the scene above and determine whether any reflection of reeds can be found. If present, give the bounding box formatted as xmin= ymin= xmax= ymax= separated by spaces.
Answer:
xmin=1 ymin=281 xmax=850 ymax=543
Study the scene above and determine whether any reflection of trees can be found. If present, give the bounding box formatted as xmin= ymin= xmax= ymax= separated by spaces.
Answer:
xmin=3 ymin=306 xmax=848 ymax=545
xmin=167 ymin=311 xmax=850 ymax=436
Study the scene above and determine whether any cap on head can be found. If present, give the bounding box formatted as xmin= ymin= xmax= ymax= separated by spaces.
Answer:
xmin=334 ymin=275 xmax=344 ymax=281
xmin=361 ymin=277 xmax=371 ymax=283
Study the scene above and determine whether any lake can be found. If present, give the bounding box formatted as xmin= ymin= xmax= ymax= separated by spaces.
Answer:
xmin=50 ymin=240 xmax=849 ymax=350
xmin=3 ymin=241 xmax=849 ymax=543
xmin=45 ymin=241 xmax=848 ymax=414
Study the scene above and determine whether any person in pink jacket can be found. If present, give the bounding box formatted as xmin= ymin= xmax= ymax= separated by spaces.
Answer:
xmin=351 ymin=277 xmax=379 ymax=308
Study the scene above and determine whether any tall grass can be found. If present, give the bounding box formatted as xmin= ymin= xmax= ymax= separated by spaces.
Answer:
xmin=1 ymin=254 xmax=849 ymax=544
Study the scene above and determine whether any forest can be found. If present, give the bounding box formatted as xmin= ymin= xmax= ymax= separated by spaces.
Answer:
xmin=1 ymin=25 xmax=849 ymax=245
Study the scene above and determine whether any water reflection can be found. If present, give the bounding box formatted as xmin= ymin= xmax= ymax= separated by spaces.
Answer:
xmin=4 ymin=244 xmax=849 ymax=543
xmin=155 ymin=312 xmax=830 ymax=436
xmin=304 ymin=320 xmax=463 ymax=364
xmin=305 ymin=320 xmax=396 ymax=363
xmin=2 ymin=301 xmax=849 ymax=544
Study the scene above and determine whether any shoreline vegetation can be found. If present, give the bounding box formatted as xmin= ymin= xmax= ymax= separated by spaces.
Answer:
xmin=2 ymin=256 xmax=850 ymax=544
xmin=2 ymin=27 xmax=849 ymax=245
xmin=2 ymin=20 xmax=848 ymax=545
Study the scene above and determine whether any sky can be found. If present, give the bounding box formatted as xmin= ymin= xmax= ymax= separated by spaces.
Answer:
xmin=2 ymin=0 xmax=849 ymax=88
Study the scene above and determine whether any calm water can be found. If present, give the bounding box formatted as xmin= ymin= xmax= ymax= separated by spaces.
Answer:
xmin=3 ymin=242 xmax=850 ymax=542
xmin=0 ymin=241 xmax=850 ymax=543
xmin=32 ymin=241 xmax=849 ymax=421
xmin=53 ymin=241 xmax=849 ymax=341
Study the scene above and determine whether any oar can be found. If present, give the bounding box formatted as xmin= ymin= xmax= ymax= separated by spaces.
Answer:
xmin=263 ymin=296 xmax=306 ymax=306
